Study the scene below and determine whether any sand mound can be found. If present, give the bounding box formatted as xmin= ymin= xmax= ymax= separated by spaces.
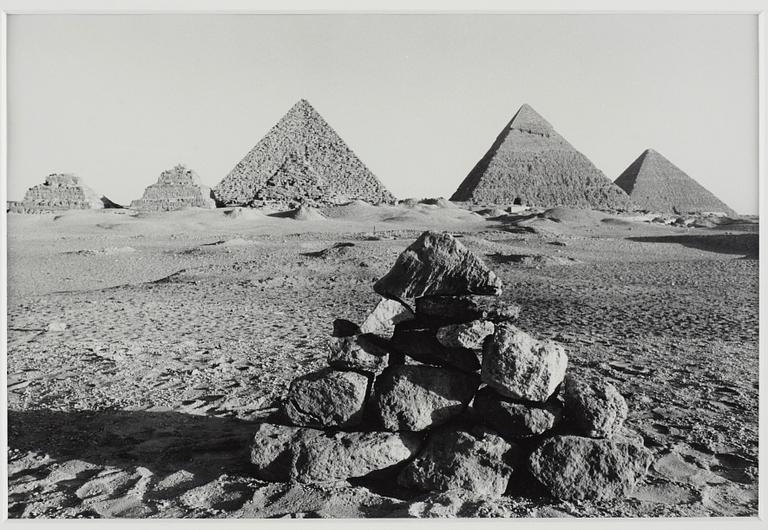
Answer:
xmin=302 ymin=242 xmax=356 ymax=259
xmin=542 ymin=208 xmax=605 ymax=224
xmin=291 ymin=206 xmax=326 ymax=221
xmin=65 ymin=246 xmax=137 ymax=256
xmin=223 ymin=207 xmax=265 ymax=220
xmin=491 ymin=253 xmax=579 ymax=266
xmin=419 ymin=197 xmax=456 ymax=208
xmin=476 ymin=208 xmax=508 ymax=218
xmin=321 ymin=200 xmax=373 ymax=219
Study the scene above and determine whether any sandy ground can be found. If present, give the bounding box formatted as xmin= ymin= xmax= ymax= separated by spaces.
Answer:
xmin=5 ymin=203 xmax=759 ymax=518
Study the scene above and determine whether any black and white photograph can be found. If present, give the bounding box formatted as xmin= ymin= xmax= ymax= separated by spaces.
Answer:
xmin=2 ymin=3 xmax=765 ymax=522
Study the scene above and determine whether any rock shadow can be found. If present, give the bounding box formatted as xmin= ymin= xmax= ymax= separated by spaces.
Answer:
xmin=8 ymin=409 xmax=258 ymax=479
xmin=626 ymin=233 xmax=758 ymax=258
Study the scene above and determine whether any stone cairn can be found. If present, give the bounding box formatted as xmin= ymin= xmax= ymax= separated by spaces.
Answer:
xmin=250 ymin=231 xmax=651 ymax=502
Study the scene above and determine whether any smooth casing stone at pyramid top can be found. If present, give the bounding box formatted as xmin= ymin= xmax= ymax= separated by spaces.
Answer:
xmin=451 ymin=104 xmax=630 ymax=209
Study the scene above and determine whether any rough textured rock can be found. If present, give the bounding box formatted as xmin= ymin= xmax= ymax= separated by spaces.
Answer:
xmin=564 ymin=376 xmax=628 ymax=438
xmin=473 ymin=386 xmax=561 ymax=439
xmin=401 ymin=491 xmax=529 ymax=518
xmin=214 ymin=99 xmax=395 ymax=208
xmin=11 ymin=174 xmax=117 ymax=213
xmin=372 ymin=365 xmax=480 ymax=431
xmin=250 ymin=423 xmax=421 ymax=483
xmin=614 ymin=149 xmax=736 ymax=216
xmin=437 ymin=320 xmax=495 ymax=349
xmin=130 ymin=164 xmax=216 ymax=211
xmin=331 ymin=318 xmax=361 ymax=338
xmin=481 ymin=323 xmax=567 ymax=402
xmin=398 ymin=428 xmax=519 ymax=496
xmin=327 ymin=334 xmax=390 ymax=375
xmin=282 ymin=369 xmax=369 ymax=428
xmin=236 ymin=482 xmax=406 ymax=518
xmin=374 ymin=231 xmax=503 ymax=300
xmin=389 ymin=326 xmax=480 ymax=373
xmin=450 ymin=104 xmax=630 ymax=209
xmin=359 ymin=298 xmax=415 ymax=339
xmin=528 ymin=434 xmax=652 ymax=501
xmin=414 ymin=296 xmax=520 ymax=327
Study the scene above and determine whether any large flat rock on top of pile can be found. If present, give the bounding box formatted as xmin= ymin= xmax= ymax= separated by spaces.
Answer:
xmin=282 ymin=368 xmax=369 ymax=429
xmin=528 ymin=433 xmax=651 ymax=501
xmin=398 ymin=427 xmax=519 ymax=497
xmin=374 ymin=232 xmax=502 ymax=300
xmin=372 ymin=365 xmax=480 ymax=431
xmin=481 ymin=323 xmax=567 ymax=402
xmin=250 ymin=423 xmax=421 ymax=483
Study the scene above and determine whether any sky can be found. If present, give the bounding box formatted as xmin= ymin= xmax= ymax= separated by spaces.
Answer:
xmin=7 ymin=14 xmax=759 ymax=214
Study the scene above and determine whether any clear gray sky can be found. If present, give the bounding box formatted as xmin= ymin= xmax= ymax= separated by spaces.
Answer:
xmin=7 ymin=14 xmax=759 ymax=213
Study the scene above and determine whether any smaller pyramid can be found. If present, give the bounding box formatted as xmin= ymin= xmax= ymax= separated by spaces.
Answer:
xmin=214 ymin=99 xmax=395 ymax=208
xmin=451 ymin=104 xmax=630 ymax=209
xmin=131 ymin=164 xmax=216 ymax=211
xmin=11 ymin=173 xmax=117 ymax=213
xmin=614 ymin=149 xmax=735 ymax=216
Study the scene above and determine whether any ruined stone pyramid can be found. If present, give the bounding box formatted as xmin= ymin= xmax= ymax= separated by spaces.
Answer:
xmin=214 ymin=99 xmax=395 ymax=208
xmin=451 ymin=104 xmax=630 ymax=209
xmin=614 ymin=149 xmax=736 ymax=216
xmin=130 ymin=164 xmax=216 ymax=211
xmin=11 ymin=173 xmax=118 ymax=213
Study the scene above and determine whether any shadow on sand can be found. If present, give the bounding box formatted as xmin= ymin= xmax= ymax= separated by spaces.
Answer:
xmin=626 ymin=233 xmax=758 ymax=258
xmin=8 ymin=409 xmax=259 ymax=478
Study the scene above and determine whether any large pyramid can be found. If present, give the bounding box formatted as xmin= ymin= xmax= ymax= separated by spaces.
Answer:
xmin=450 ymin=104 xmax=630 ymax=209
xmin=130 ymin=164 xmax=216 ymax=211
xmin=214 ymin=99 xmax=395 ymax=207
xmin=614 ymin=149 xmax=735 ymax=216
xmin=10 ymin=173 xmax=118 ymax=213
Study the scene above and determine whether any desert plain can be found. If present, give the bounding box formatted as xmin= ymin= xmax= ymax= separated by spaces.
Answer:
xmin=5 ymin=201 xmax=759 ymax=518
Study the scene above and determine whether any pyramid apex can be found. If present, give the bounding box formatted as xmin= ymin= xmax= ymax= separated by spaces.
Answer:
xmin=508 ymin=103 xmax=553 ymax=134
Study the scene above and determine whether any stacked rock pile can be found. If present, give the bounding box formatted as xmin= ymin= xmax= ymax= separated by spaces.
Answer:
xmin=250 ymin=231 xmax=651 ymax=503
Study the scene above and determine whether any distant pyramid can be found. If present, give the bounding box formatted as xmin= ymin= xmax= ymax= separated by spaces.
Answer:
xmin=450 ymin=104 xmax=630 ymax=209
xmin=11 ymin=173 xmax=118 ymax=213
xmin=130 ymin=164 xmax=216 ymax=211
xmin=214 ymin=99 xmax=395 ymax=207
xmin=614 ymin=149 xmax=735 ymax=216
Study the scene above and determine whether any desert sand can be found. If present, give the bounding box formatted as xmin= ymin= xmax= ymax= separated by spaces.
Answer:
xmin=6 ymin=202 xmax=758 ymax=518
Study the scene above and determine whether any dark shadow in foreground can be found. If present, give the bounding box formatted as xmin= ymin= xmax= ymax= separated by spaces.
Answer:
xmin=626 ymin=233 xmax=758 ymax=258
xmin=8 ymin=409 xmax=257 ymax=479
